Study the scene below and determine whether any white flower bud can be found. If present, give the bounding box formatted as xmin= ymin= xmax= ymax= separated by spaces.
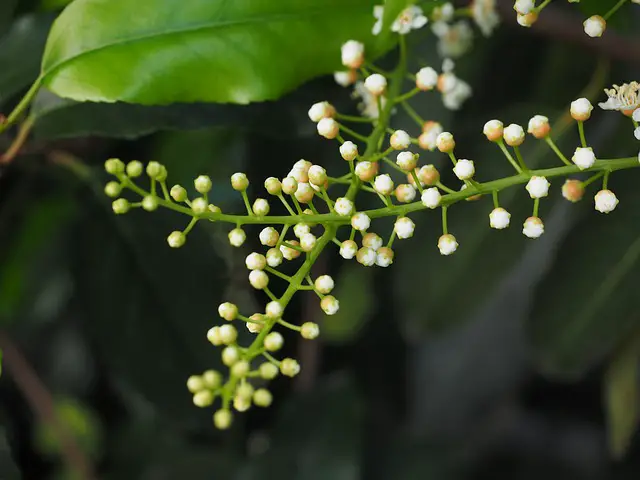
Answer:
xmin=436 ymin=132 xmax=455 ymax=153
xmin=280 ymin=358 xmax=300 ymax=377
xmin=374 ymin=174 xmax=394 ymax=195
xmin=300 ymin=233 xmax=317 ymax=252
xmin=522 ymin=216 xmax=544 ymax=238
xmin=259 ymin=227 xmax=279 ymax=247
xmin=334 ymin=70 xmax=357 ymax=87
xmin=572 ymin=147 xmax=596 ymax=170
xmin=253 ymin=388 xmax=273 ymax=407
xmin=293 ymin=223 xmax=310 ymax=239
xmin=356 ymin=246 xmax=377 ymax=266
xmin=218 ymin=302 xmax=238 ymax=321
xmin=218 ymin=324 xmax=238 ymax=345
xmin=354 ymin=161 xmax=378 ymax=181
xmin=280 ymin=241 xmax=301 ymax=260
xmin=308 ymin=101 xmax=335 ymax=122
xmin=245 ymin=252 xmax=266 ymax=270
xmin=395 ymin=184 xmax=416 ymax=203
xmin=340 ymin=141 xmax=359 ymax=161
xmin=191 ymin=197 xmax=207 ymax=214
xmin=231 ymin=172 xmax=249 ymax=191
xmin=228 ymin=228 xmax=246 ymax=247
xmin=525 ymin=176 xmax=550 ymax=198
xmin=264 ymin=331 xmax=284 ymax=351
xmin=584 ymin=15 xmax=606 ymax=38
xmin=320 ymin=295 xmax=340 ymax=315
xmin=125 ymin=160 xmax=143 ymax=177
xmin=416 ymin=67 xmax=438 ymax=90
xmin=483 ymin=119 xmax=504 ymax=142
xmin=364 ymin=73 xmax=387 ymax=96
xmin=170 ymin=184 xmax=187 ymax=202
xmin=362 ymin=232 xmax=383 ymax=251
xmin=376 ymin=247 xmax=394 ymax=267
xmin=317 ymin=117 xmax=339 ymax=139
xmin=594 ymin=189 xmax=618 ymax=213
xmin=207 ymin=326 xmax=222 ymax=345
xmin=264 ymin=177 xmax=282 ymax=195
xmin=282 ymin=176 xmax=298 ymax=195
xmin=335 ymin=197 xmax=354 ymax=216
xmin=503 ymin=123 xmax=525 ymax=147
xmin=396 ymin=151 xmax=418 ymax=171
xmin=301 ymin=322 xmax=320 ymax=339
xmin=231 ymin=360 xmax=250 ymax=378
xmin=249 ymin=270 xmax=269 ymax=290
xmin=438 ymin=233 xmax=458 ymax=255
xmin=259 ymin=362 xmax=279 ymax=380
xmin=514 ymin=0 xmax=534 ymax=14
xmin=489 ymin=207 xmax=511 ymax=229
xmin=351 ymin=212 xmax=371 ymax=231
xmin=527 ymin=115 xmax=551 ymax=139
xmin=394 ymin=217 xmax=415 ymax=239
xmin=314 ymin=275 xmax=335 ymax=294
xmin=221 ymin=346 xmax=240 ymax=366
xmin=247 ymin=314 xmax=265 ymax=333
xmin=202 ymin=370 xmax=222 ymax=389
xmin=233 ymin=395 xmax=251 ymax=412
xmin=252 ymin=198 xmax=270 ymax=216
xmin=308 ymin=165 xmax=327 ymax=186
xmin=570 ymin=98 xmax=593 ymax=121
xmin=453 ymin=159 xmax=475 ymax=180
xmin=266 ymin=248 xmax=283 ymax=267
xmin=194 ymin=175 xmax=212 ymax=194
xmin=421 ymin=187 xmax=442 ymax=209
xmin=633 ymin=109 xmax=640 ymax=122
xmin=294 ymin=182 xmax=315 ymax=203
xmin=390 ymin=130 xmax=412 ymax=150
xmin=341 ymin=40 xmax=365 ymax=69
xmin=340 ymin=240 xmax=358 ymax=259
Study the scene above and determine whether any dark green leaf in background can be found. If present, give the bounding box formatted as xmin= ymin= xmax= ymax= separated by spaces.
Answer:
xmin=41 ymin=0 xmax=383 ymax=105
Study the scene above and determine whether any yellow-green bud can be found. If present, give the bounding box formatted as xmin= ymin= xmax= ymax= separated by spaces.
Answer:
xmin=231 ymin=360 xmax=250 ymax=377
xmin=264 ymin=332 xmax=284 ymax=352
xmin=231 ymin=172 xmax=249 ymax=191
xmin=112 ymin=198 xmax=130 ymax=214
xmin=146 ymin=161 xmax=163 ymax=179
xmin=301 ymin=322 xmax=320 ymax=339
xmin=186 ymin=375 xmax=204 ymax=393
xmin=236 ymin=382 xmax=254 ymax=401
xmin=194 ymin=175 xmax=212 ymax=194
xmin=264 ymin=177 xmax=282 ymax=195
xmin=259 ymin=362 xmax=279 ymax=380
xmin=202 ymin=370 xmax=222 ymax=389
xmin=193 ymin=390 xmax=214 ymax=407
xmin=170 ymin=185 xmax=187 ymax=202
xmin=191 ymin=197 xmax=208 ymax=214
xmin=221 ymin=346 xmax=240 ymax=366
xmin=167 ymin=231 xmax=186 ymax=248
xmin=142 ymin=195 xmax=158 ymax=212
xmin=104 ymin=181 xmax=122 ymax=198
xmin=213 ymin=409 xmax=233 ymax=430
xmin=126 ymin=160 xmax=143 ymax=177
xmin=280 ymin=358 xmax=300 ymax=377
xmin=253 ymin=388 xmax=273 ymax=407
xmin=105 ymin=158 xmax=124 ymax=175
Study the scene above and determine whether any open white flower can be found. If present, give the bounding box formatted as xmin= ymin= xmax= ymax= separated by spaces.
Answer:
xmin=471 ymin=0 xmax=500 ymax=36
xmin=352 ymin=81 xmax=385 ymax=119
xmin=392 ymin=5 xmax=428 ymax=34
xmin=434 ymin=21 xmax=474 ymax=59
xmin=372 ymin=5 xmax=384 ymax=35
xmin=442 ymin=75 xmax=472 ymax=110
xmin=599 ymin=82 xmax=640 ymax=111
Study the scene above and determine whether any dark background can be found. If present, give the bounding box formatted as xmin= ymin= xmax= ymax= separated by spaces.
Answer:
xmin=1 ymin=0 xmax=640 ymax=478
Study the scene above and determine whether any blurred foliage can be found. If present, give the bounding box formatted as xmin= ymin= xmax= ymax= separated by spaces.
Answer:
xmin=0 ymin=0 xmax=639 ymax=479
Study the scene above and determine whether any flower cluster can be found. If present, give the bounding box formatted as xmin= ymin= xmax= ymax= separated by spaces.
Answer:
xmin=513 ymin=0 xmax=640 ymax=36
xmin=102 ymin=5 xmax=640 ymax=430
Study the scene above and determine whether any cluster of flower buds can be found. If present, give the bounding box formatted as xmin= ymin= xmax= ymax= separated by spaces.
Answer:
xmin=513 ymin=0 xmax=640 ymax=36
xmin=102 ymin=5 xmax=640 ymax=430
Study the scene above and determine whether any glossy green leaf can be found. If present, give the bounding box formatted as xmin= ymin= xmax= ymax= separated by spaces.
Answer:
xmin=528 ymin=172 xmax=640 ymax=378
xmin=0 ymin=14 xmax=52 ymax=103
xmin=605 ymin=331 xmax=640 ymax=459
xmin=321 ymin=264 xmax=374 ymax=344
xmin=40 ymin=0 xmax=381 ymax=105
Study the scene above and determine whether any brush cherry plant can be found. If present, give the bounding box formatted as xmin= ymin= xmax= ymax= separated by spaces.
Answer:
xmin=513 ymin=0 xmax=640 ymax=35
xmin=102 ymin=22 xmax=640 ymax=429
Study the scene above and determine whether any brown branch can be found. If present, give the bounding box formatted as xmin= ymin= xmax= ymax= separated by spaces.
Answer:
xmin=0 ymin=116 xmax=35 ymax=164
xmin=496 ymin=0 xmax=640 ymax=64
xmin=0 ymin=331 xmax=97 ymax=480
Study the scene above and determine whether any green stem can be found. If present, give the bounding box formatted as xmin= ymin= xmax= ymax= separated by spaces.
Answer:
xmin=400 ymin=101 xmax=424 ymax=127
xmin=603 ymin=0 xmax=628 ymax=20
xmin=497 ymin=140 xmax=523 ymax=173
xmin=492 ymin=190 xmax=499 ymax=209
xmin=277 ymin=318 xmax=302 ymax=332
xmin=533 ymin=197 xmax=540 ymax=217
xmin=578 ymin=121 xmax=588 ymax=148
xmin=441 ymin=206 xmax=448 ymax=235
xmin=513 ymin=146 xmax=529 ymax=172
xmin=241 ymin=191 xmax=253 ymax=215
xmin=0 ymin=77 xmax=42 ymax=135
xmin=545 ymin=137 xmax=572 ymax=166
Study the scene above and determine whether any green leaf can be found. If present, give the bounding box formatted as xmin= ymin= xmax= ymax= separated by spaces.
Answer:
xmin=40 ymin=0 xmax=382 ymax=105
xmin=605 ymin=331 xmax=640 ymax=459
xmin=321 ymin=264 xmax=373 ymax=344
xmin=0 ymin=14 xmax=52 ymax=103
xmin=528 ymin=172 xmax=640 ymax=378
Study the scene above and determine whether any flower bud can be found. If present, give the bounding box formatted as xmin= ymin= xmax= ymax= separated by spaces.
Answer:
xmin=335 ymin=197 xmax=354 ymax=216
xmin=418 ymin=164 xmax=440 ymax=186
xmin=228 ymin=228 xmax=246 ymax=247
xmin=317 ymin=118 xmax=339 ymax=139
xmin=253 ymin=388 xmax=273 ymax=407
xmin=594 ymin=189 xmax=618 ymax=213
xmin=145 ymin=161 xmax=163 ymax=179
xmin=246 ymin=252 xmax=266 ymax=270
xmin=186 ymin=375 xmax=204 ymax=393
xmin=354 ymin=161 xmax=378 ymax=181
xmin=282 ymin=177 xmax=298 ymax=195
xmin=264 ymin=332 xmax=284 ymax=351
xmin=126 ymin=160 xmax=143 ymax=177
xmin=340 ymin=240 xmax=358 ymax=260
xmin=453 ymin=159 xmax=475 ymax=181
xmin=252 ymin=198 xmax=270 ymax=216
xmin=373 ymin=174 xmax=394 ymax=195
xmin=523 ymin=216 xmax=544 ymax=238
xmin=301 ymin=322 xmax=320 ymax=339
xmin=207 ymin=326 xmax=222 ymax=346
xmin=583 ymin=15 xmax=606 ymax=38
xmin=356 ymin=246 xmax=376 ymax=266
xmin=334 ymin=70 xmax=358 ymax=87
xmin=231 ymin=172 xmax=249 ymax=191
xmin=105 ymin=158 xmax=125 ymax=175
xmin=489 ymin=207 xmax=511 ymax=229
xmin=396 ymin=151 xmax=418 ymax=171
xmin=395 ymin=184 xmax=416 ymax=203
xmin=308 ymin=165 xmax=328 ymax=186
xmin=170 ymin=185 xmax=187 ymax=202
xmin=190 ymin=197 xmax=207 ymax=214
xmin=266 ymin=248 xmax=283 ymax=267
xmin=572 ymin=147 xmax=596 ymax=170
xmin=390 ymin=130 xmax=411 ymax=150
xmin=320 ymin=295 xmax=340 ymax=315
xmin=193 ymin=390 xmax=214 ymax=407
xmin=259 ymin=362 xmax=279 ymax=380
xmin=167 ymin=231 xmax=186 ymax=248
xmin=483 ymin=120 xmax=504 ymax=142
xmin=300 ymin=233 xmax=317 ymax=252
xmin=308 ymin=101 xmax=335 ymax=122
xmin=280 ymin=358 xmax=301 ymax=377
xmin=218 ymin=324 xmax=238 ymax=345
xmin=503 ymin=124 xmax=525 ymax=147
xmin=233 ymin=395 xmax=251 ymax=412
xmin=419 ymin=121 xmax=443 ymax=151
xmin=364 ymin=73 xmax=387 ymax=96
xmin=516 ymin=12 xmax=538 ymax=27
xmin=416 ymin=66 xmax=438 ymax=90
xmin=142 ymin=195 xmax=158 ymax=212
xmin=363 ymin=233 xmax=383 ymax=251
xmin=249 ymin=270 xmax=269 ymax=290
xmin=218 ymin=302 xmax=238 ymax=321
xmin=436 ymin=132 xmax=455 ymax=153
xmin=247 ymin=314 xmax=265 ymax=334
xmin=525 ymin=176 xmax=550 ymax=198
xmin=314 ymin=275 xmax=335 ymax=294
xmin=280 ymin=240 xmax=301 ymax=260
xmin=202 ymin=370 xmax=222 ymax=389
xmin=221 ymin=346 xmax=240 ymax=366
xmin=421 ymin=187 xmax=441 ymax=209
xmin=194 ymin=175 xmax=212 ymax=194
xmin=438 ymin=234 xmax=458 ymax=255
xmin=264 ymin=177 xmax=282 ymax=195
xmin=231 ymin=360 xmax=250 ymax=377
xmin=394 ymin=217 xmax=415 ymax=239
xmin=376 ymin=247 xmax=394 ymax=267
xmin=213 ymin=409 xmax=233 ymax=430
xmin=112 ymin=198 xmax=130 ymax=214
xmin=341 ymin=40 xmax=365 ymax=69
xmin=527 ymin=115 xmax=551 ymax=139
xmin=266 ymin=301 xmax=284 ymax=319
xmin=340 ymin=141 xmax=359 ymax=161
xmin=104 ymin=181 xmax=122 ymax=198
xmin=294 ymin=183 xmax=315 ymax=203
xmin=514 ymin=0 xmax=534 ymax=14
xmin=259 ymin=227 xmax=279 ymax=247
xmin=570 ymin=98 xmax=593 ymax=121
xmin=562 ymin=179 xmax=585 ymax=203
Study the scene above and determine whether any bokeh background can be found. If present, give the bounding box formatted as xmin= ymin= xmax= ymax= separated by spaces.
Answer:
xmin=1 ymin=0 xmax=640 ymax=478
